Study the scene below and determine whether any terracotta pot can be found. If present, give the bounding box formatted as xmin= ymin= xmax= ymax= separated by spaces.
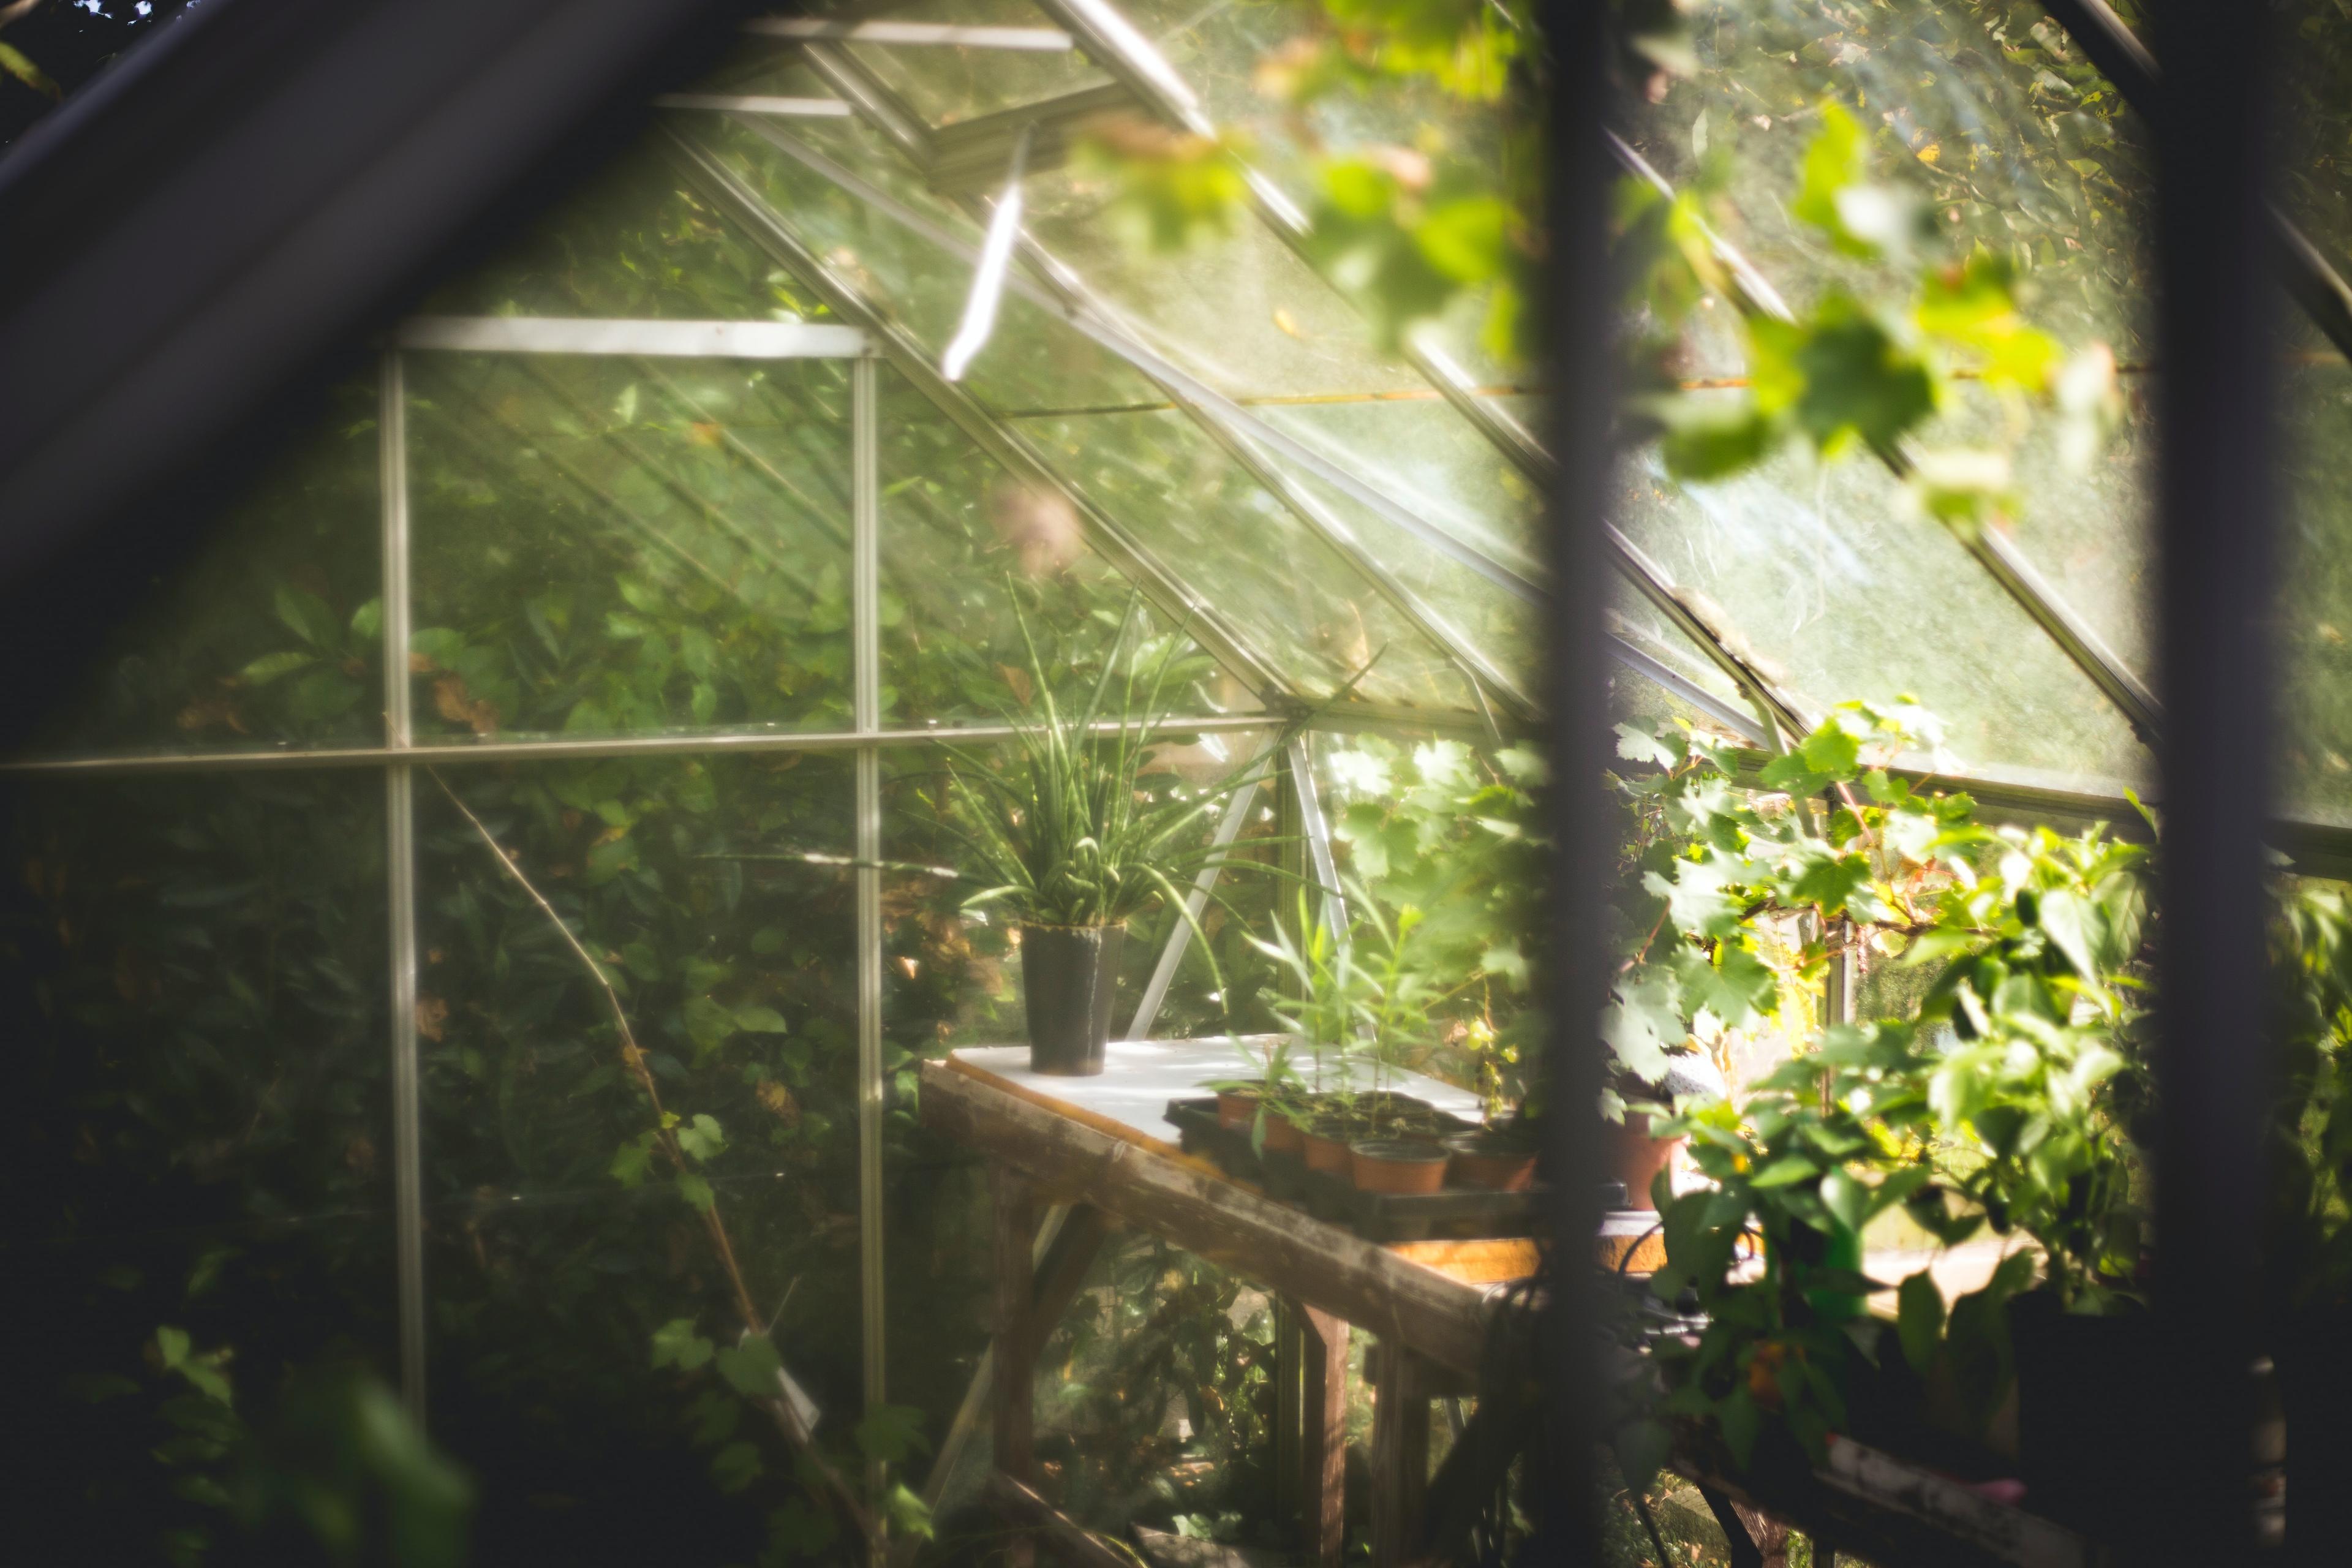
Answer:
xmin=1444 ymin=1131 xmax=1537 ymax=1191
xmin=1215 ymin=1090 xmax=1261 ymax=1131
xmin=1261 ymin=1110 xmax=1305 ymax=1154
xmin=1607 ymin=1111 xmax=1684 ymax=1210
xmin=1301 ymin=1117 xmax=1356 ymax=1175
xmin=1020 ymin=922 xmax=1124 ymax=1076
xmin=1349 ymin=1138 xmax=1449 ymax=1195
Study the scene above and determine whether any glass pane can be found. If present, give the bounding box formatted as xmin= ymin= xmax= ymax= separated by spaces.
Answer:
xmin=418 ymin=753 xmax=862 ymax=1557
xmin=405 ymin=352 xmax=853 ymax=739
xmin=879 ymin=371 xmax=1264 ymax=725
xmin=1615 ymin=394 xmax=2152 ymax=786
xmin=831 ymin=0 xmax=1112 ymax=126
xmin=4 ymin=772 xmax=396 ymax=1555
xmin=417 ymin=141 xmax=819 ymax=322
xmin=1021 ymin=162 xmax=1427 ymax=401
xmin=2280 ymin=359 xmax=2352 ymax=818
xmin=18 ymin=374 xmax=382 ymax=757
xmin=1030 ymin=408 xmax=1474 ymax=708
xmin=1616 ymin=0 xmax=2155 ymax=366
xmin=699 ymin=113 xmax=1149 ymax=415
xmin=1608 ymin=578 xmax=1762 ymax=734
xmin=2277 ymin=0 xmax=2352 ymax=284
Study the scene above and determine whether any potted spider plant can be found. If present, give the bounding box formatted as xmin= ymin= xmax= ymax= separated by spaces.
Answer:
xmin=940 ymin=596 xmax=1264 ymax=1076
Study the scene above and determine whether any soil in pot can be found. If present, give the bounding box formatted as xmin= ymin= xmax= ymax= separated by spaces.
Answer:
xmin=1444 ymin=1129 xmax=1537 ymax=1191
xmin=1022 ymin=923 xmax=1124 ymax=1076
xmin=1607 ymin=1110 xmax=1684 ymax=1210
xmin=1350 ymin=1138 xmax=1449 ymax=1196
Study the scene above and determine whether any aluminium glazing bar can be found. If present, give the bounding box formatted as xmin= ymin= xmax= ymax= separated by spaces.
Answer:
xmin=745 ymin=17 xmax=1074 ymax=50
xmin=379 ymin=351 xmax=428 ymax=1425
xmin=652 ymin=94 xmax=854 ymax=118
xmin=1287 ymin=736 xmax=1345 ymax=941
xmin=394 ymin=316 xmax=868 ymax=358
xmin=1608 ymin=133 xmax=2164 ymax=747
xmin=662 ymin=130 xmax=1300 ymax=708
xmin=851 ymin=355 xmax=888 ymax=1526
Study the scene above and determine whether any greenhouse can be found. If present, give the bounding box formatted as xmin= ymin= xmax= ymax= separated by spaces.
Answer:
xmin=0 ymin=0 xmax=2345 ymax=1564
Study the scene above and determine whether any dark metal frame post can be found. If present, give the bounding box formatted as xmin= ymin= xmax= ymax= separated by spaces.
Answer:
xmin=2151 ymin=0 xmax=2279 ymax=1559
xmin=1540 ymin=0 xmax=1611 ymax=1561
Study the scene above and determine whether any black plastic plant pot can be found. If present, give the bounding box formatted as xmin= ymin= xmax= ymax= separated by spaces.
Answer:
xmin=2007 ymin=1291 xmax=2162 ymax=1534
xmin=1020 ymin=922 xmax=1125 ymax=1076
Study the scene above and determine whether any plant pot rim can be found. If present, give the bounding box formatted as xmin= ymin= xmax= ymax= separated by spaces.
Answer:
xmin=1018 ymin=919 xmax=1129 ymax=933
xmin=1444 ymin=1129 xmax=1537 ymax=1155
xmin=1349 ymin=1138 xmax=1448 ymax=1163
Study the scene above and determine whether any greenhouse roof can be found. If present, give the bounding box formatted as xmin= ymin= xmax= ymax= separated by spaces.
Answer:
xmin=4 ymin=0 xmax=2352 ymax=870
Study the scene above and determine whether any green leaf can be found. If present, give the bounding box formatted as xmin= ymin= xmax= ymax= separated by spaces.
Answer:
xmin=676 ymin=1172 xmax=716 ymax=1212
xmin=715 ymin=1337 xmax=783 ymax=1399
xmin=273 ymin=583 xmax=344 ymax=650
xmin=1749 ymin=1152 xmax=1820 ymax=1188
xmin=855 ymin=1403 xmax=932 ymax=1466
xmin=1717 ymin=1385 xmax=1763 ymax=1469
xmin=1616 ymin=1417 xmax=1673 ymax=1493
xmin=0 ymin=41 xmax=61 ymax=99
xmin=609 ymin=1130 xmax=657 ymax=1189
xmin=676 ymin=1113 xmax=726 ymax=1164
xmin=710 ymin=1441 xmax=763 ymax=1493
xmin=1819 ymin=1168 xmax=1868 ymax=1235
xmin=1896 ymin=1270 xmax=1945 ymax=1376
xmin=239 ymin=650 xmax=314 ymax=687
xmin=732 ymin=1003 xmax=789 ymax=1035
xmin=884 ymin=1482 xmax=937 ymax=1544
xmin=651 ymin=1318 xmax=715 ymax=1372
xmin=685 ymin=994 xmax=739 ymax=1058
xmin=1658 ymin=396 xmax=1778 ymax=481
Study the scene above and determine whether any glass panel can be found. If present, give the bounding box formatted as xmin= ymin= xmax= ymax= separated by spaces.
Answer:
xmin=2277 ymin=0 xmax=2352 ymax=287
xmin=1615 ymin=0 xmax=2156 ymax=366
xmin=4 ymin=772 xmax=395 ymax=1555
xmin=700 ymin=113 xmax=1149 ymax=415
xmin=404 ymin=351 xmax=853 ymax=739
xmin=831 ymin=0 xmax=1112 ymax=126
xmin=1020 ymin=162 xmax=1427 ymax=401
xmin=18 ymin=374 xmax=382 ymax=757
xmin=1030 ymin=408 xmax=1474 ymax=708
xmin=1608 ymin=578 xmax=1762 ymax=733
xmin=878 ymin=371 xmax=1264 ymax=725
xmin=1615 ymin=393 xmax=2152 ymax=786
xmin=2280 ymin=360 xmax=2352 ymax=819
xmin=418 ymin=753 xmax=861 ymax=1557
xmin=417 ymin=140 xmax=822 ymax=322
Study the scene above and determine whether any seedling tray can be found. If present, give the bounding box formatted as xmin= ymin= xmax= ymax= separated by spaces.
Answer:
xmin=1163 ymin=1096 xmax=1542 ymax=1243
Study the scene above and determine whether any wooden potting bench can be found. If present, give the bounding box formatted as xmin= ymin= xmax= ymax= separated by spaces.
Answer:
xmin=919 ymin=1040 xmax=1544 ymax=1568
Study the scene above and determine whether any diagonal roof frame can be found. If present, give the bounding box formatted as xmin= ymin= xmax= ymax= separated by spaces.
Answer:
xmin=664 ymin=128 xmax=1304 ymax=712
xmin=1032 ymin=0 xmax=2168 ymax=752
xmin=762 ymin=41 xmax=1796 ymax=741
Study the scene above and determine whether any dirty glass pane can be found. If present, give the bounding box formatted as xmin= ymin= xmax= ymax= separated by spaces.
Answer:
xmin=697 ymin=114 xmax=1146 ymax=414
xmin=1615 ymin=393 xmax=2152 ymax=787
xmin=417 ymin=141 xmax=813 ymax=322
xmin=1020 ymin=163 xmax=1427 ymax=401
xmin=2277 ymin=0 xmax=2352 ymax=277
xmin=405 ymin=351 xmax=853 ymax=740
xmin=878 ymin=372 xmax=1264 ymax=725
xmin=1607 ymin=579 xmax=1764 ymax=736
xmin=417 ymin=753 xmax=862 ymax=1560
xmin=1616 ymin=0 xmax=2155 ymax=364
xmin=4 ymin=772 xmax=396 ymax=1558
xmin=1031 ymin=408 xmax=1474 ymax=708
xmin=18 ymin=374 xmax=382 ymax=758
xmin=2279 ymin=360 xmax=2352 ymax=820
xmin=829 ymin=0 xmax=1112 ymax=126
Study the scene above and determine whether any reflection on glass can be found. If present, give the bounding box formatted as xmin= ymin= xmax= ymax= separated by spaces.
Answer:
xmin=24 ymin=374 xmax=382 ymax=756
xmin=405 ymin=352 xmax=853 ymax=739
xmin=417 ymin=753 xmax=861 ymax=1559
xmin=832 ymin=0 xmax=1112 ymax=125
xmin=3 ymin=772 xmax=396 ymax=1556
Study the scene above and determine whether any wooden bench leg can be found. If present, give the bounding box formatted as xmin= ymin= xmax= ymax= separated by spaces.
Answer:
xmin=1369 ymin=1339 xmax=1429 ymax=1568
xmin=1298 ymin=1305 xmax=1350 ymax=1568
xmin=991 ymin=1167 xmax=1038 ymax=1496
